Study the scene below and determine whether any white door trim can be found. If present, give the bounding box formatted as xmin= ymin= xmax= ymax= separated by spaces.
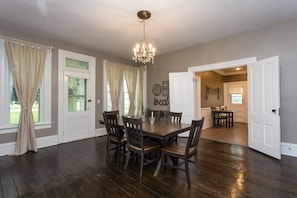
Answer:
xmin=58 ymin=49 xmax=96 ymax=144
xmin=188 ymin=57 xmax=257 ymax=72
xmin=188 ymin=56 xmax=257 ymax=119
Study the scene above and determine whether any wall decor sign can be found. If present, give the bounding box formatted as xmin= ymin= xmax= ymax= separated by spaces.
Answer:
xmin=162 ymin=81 xmax=169 ymax=97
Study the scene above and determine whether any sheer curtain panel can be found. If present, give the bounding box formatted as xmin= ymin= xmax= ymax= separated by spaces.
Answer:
xmin=125 ymin=66 xmax=137 ymax=116
xmin=105 ymin=60 xmax=124 ymax=111
xmin=5 ymin=39 xmax=48 ymax=155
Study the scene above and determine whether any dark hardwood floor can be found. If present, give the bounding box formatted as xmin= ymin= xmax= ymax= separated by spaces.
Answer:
xmin=1 ymin=136 xmax=297 ymax=198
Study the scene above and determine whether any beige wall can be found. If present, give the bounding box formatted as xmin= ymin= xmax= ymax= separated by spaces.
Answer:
xmin=196 ymin=71 xmax=224 ymax=108
xmin=0 ymin=26 xmax=134 ymax=144
xmin=147 ymin=18 xmax=297 ymax=144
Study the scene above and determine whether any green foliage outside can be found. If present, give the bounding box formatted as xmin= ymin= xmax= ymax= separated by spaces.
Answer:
xmin=10 ymin=103 xmax=39 ymax=125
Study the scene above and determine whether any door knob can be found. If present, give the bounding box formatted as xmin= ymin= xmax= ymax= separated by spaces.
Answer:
xmin=272 ymin=109 xmax=276 ymax=114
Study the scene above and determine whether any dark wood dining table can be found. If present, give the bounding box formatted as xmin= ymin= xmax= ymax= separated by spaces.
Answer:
xmin=100 ymin=117 xmax=192 ymax=176
xmin=100 ymin=118 xmax=191 ymax=142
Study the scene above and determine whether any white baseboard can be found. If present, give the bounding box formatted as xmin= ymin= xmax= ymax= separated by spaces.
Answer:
xmin=96 ymin=128 xmax=107 ymax=137
xmin=37 ymin=135 xmax=58 ymax=149
xmin=0 ymin=142 xmax=15 ymax=156
xmin=2 ymin=133 xmax=296 ymax=159
xmin=0 ymin=135 xmax=58 ymax=156
xmin=281 ymin=142 xmax=297 ymax=157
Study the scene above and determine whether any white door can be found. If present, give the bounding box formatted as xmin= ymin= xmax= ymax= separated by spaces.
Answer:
xmin=63 ymin=72 xmax=93 ymax=142
xmin=58 ymin=50 xmax=96 ymax=143
xmin=248 ymin=56 xmax=280 ymax=159
xmin=169 ymin=72 xmax=197 ymax=137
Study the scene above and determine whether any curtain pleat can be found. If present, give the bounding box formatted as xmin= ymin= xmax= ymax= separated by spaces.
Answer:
xmin=125 ymin=66 xmax=137 ymax=116
xmin=136 ymin=66 xmax=145 ymax=116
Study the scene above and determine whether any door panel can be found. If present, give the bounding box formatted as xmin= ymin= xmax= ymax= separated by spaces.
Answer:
xmin=169 ymin=72 xmax=197 ymax=137
xmin=169 ymin=72 xmax=195 ymax=124
xmin=248 ymin=56 xmax=280 ymax=159
xmin=64 ymin=74 xmax=92 ymax=142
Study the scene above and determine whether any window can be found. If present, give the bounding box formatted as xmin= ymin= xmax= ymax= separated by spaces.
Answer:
xmin=106 ymin=76 xmax=130 ymax=115
xmin=230 ymin=93 xmax=243 ymax=104
xmin=103 ymin=62 xmax=146 ymax=116
xmin=0 ymin=39 xmax=52 ymax=134
xmin=228 ymin=85 xmax=243 ymax=105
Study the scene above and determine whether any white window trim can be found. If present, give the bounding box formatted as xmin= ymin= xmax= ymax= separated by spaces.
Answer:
xmin=0 ymin=39 xmax=52 ymax=134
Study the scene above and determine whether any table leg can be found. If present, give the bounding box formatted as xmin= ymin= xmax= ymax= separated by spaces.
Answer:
xmin=153 ymin=158 xmax=162 ymax=176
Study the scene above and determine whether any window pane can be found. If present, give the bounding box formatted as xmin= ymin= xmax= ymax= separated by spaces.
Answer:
xmin=66 ymin=58 xmax=89 ymax=70
xmin=230 ymin=94 xmax=242 ymax=104
xmin=10 ymin=88 xmax=40 ymax=124
xmin=68 ymin=77 xmax=86 ymax=112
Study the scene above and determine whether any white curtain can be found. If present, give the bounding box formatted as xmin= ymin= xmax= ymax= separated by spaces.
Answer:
xmin=125 ymin=66 xmax=138 ymax=116
xmin=5 ymin=39 xmax=48 ymax=155
xmin=105 ymin=60 xmax=124 ymax=110
xmin=229 ymin=85 xmax=243 ymax=94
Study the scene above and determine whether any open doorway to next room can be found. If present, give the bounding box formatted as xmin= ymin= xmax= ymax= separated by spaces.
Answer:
xmin=196 ymin=66 xmax=248 ymax=146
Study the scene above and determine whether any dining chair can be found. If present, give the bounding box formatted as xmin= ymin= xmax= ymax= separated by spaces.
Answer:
xmin=168 ymin=111 xmax=182 ymax=142
xmin=160 ymin=117 xmax=204 ymax=188
xmin=219 ymin=106 xmax=230 ymax=127
xmin=211 ymin=107 xmax=227 ymax=128
xmin=168 ymin=111 xmax=182 ymax=123
xmin=104 ymin=110 xmax=120 ymax=115
xmin=146 ymin=109 xmax=161 ymax=120
xmin=122 ymin=116 xmax=161 ymax=179
xmin=102 ymin=112 xmax=127 ymax=167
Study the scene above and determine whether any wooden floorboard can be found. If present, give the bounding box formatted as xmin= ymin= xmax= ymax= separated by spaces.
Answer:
xmin=1 ymin=136 xmax=297 ymax=197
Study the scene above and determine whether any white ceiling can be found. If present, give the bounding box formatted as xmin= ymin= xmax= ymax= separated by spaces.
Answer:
xmin=1 ymin=0 xmax=297 ymax=60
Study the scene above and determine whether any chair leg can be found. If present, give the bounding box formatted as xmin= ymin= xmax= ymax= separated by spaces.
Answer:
xmin=106 ymin=140 xmax=110 ymax=163
xmin=185 ymin=159 xmax=191 ymax=187
xmin=140 ymin=152 xmax=144 ymax=179
xmin=161 ymin=152 xmax=166 ymax=173
xmin=116 ymin=143 xmax=121 ymax=167
xmin=124 ymin=149 xmax=131 ymax=170
xmin=194 ymin=152 xmax=200 ymax=175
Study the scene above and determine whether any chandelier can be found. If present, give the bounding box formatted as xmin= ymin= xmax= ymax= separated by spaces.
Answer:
xmin=132 ymin=10 xmax=156 ymax=64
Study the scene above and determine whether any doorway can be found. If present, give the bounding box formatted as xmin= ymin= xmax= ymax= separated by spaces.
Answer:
xmin=188 ymin=57 xmax=256 ymax=146
xmin=58 ymin=49 xmax=96 ymax=143
xmin=196 ymin=70 xmax=248 ymax=146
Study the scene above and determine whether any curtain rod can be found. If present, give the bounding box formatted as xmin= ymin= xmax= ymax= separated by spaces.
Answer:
xmin=0 ymin=35 xmax=54 ymax=50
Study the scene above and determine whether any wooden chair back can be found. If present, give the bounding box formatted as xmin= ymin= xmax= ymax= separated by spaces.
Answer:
xmin=103 ymin=112 xmax=122 ymax=140
xmin=104 ymin=110 xmax=120 ymax=116
xmin=146 ymin=109 xmax=161 ymax=120
xmin=168 ymin=111 xmax=182 ymax=123
xmin=122 ymin=116 xmax=143 ymax=149
xmin=186 ymin=117 xmax=204 ymax=156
